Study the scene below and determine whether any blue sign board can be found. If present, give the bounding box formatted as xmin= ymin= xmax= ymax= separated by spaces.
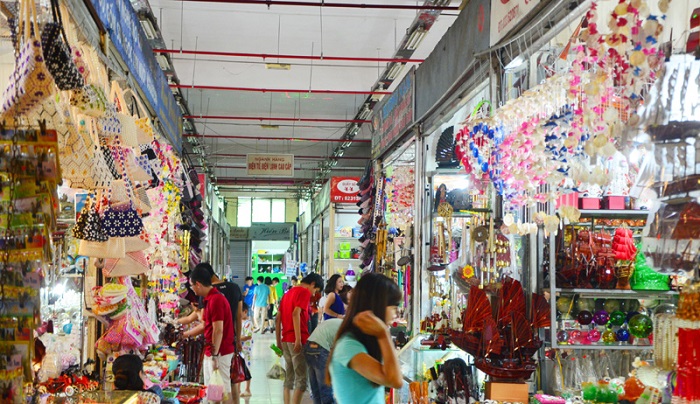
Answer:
xmin=88 ymin=0 xmax=182 ymax=152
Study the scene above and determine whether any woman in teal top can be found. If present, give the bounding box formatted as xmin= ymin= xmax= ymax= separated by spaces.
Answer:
xmin=327 ymin=273 xmax=403 ymax=403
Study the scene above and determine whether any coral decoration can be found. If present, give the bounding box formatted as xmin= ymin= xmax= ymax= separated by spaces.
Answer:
xmin=613 ymin=227 xmax=637 ymax=260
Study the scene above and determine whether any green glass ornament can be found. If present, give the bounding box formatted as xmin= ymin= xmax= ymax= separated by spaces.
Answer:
xmin=630 ymin=241 xmax=670 ymax=291
xmin=609 ymin=311 xmax=626 ymax=326
xmin=629 ymin=314 xmax=653 ymax=338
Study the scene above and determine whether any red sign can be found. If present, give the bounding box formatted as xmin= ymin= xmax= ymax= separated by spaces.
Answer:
xmin=330 ymin=177 xmax=361 ymax=203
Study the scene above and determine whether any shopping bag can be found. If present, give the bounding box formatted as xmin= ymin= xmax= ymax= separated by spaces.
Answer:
xmin=231 ymin=353 xmax=252 ymax=384
xmin=207 ymin=369 xmax=225 ymax=402
xmin=266 ymin=358 xmax=286 ymax=380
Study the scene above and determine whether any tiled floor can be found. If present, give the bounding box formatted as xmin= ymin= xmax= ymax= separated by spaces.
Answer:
xmin=240 ymin=332 xmax=313 ymax=404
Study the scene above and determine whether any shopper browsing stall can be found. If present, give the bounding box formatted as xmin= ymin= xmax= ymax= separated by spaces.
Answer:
xmin=113 ymin=354 xmax=177 ymax=404
xmin=275 ymin=273 xmax=324 ymax=404
xmin=328 ymin=273 xmax=403 ymax=404
xmin=305 ymin=284 xmax=351 ymax=404
xmin=323 ymin=274 xmax=346 ymax=320
xmin=186 ymin=266 xmax=236 ymax=404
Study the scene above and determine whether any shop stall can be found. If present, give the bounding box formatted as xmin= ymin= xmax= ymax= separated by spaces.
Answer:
xmin=0 ymin=0 xmax=215 ymax=401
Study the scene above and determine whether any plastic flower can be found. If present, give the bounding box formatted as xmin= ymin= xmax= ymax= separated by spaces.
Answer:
xmin=462 ymin=265 xmax=475 ymax=279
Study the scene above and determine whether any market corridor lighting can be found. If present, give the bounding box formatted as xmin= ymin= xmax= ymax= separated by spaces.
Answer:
xmin=140 ymin=19 xmax=157 ymax=40
xmin=156 ymin=54 xmax=170 ymax=71
xmin=386 ymin=63 xmax=406 ymax=80
xmin=405 ymin=28 xmax=428 ymax=51
xmin=266 ymin=63 xmax=292 ymax=70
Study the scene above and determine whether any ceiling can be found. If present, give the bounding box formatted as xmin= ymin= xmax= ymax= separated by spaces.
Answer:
xmin=145 ymin=0 xmax=462 ymax=197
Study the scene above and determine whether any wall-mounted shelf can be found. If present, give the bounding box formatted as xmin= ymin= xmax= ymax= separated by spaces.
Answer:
xmin=550 ymin=343 xmax=653 ymax=350
xmin=555 ymin=288 xmax=678 ymax=299
xmin=578 ymin=209 xmax=650 ymax=219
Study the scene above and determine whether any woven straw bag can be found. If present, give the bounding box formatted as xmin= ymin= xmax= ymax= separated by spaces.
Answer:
xmin=0 ymin=0 xmax=55 ymax=119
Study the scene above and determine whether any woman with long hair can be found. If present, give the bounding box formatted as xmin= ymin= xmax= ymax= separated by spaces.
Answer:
xmin=327 ymin=273 xmax=403 ymax=403
xmin=322 ymin=274 xmax=346 ymax=320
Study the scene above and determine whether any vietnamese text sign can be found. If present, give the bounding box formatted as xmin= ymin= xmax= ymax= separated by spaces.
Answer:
xmin=330 ymin=177 xmax=360 ymax=203
xmin=88 ymin=0 xmax=182 ymax=152
xmin=490 ymin=0 xmax=539 ymax=45
xmin=246 ymin=154 xmax=294 ymax=177
xmin=371 ymin=69 xmax=415 ymax=159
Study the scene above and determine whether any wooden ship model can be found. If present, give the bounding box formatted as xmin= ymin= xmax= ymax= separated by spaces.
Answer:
xmin=449 ymin=277 xmax=550 ymax=380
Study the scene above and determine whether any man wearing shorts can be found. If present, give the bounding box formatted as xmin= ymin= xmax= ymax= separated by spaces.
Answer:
xmin=275 ymin=273 xmax=324 ymax=404
xmin=187 ymin=265 xmax=236 ymax=404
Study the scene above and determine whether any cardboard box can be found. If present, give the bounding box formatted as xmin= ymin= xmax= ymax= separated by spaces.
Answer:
xmin=579 ymin=197 xmax=601 ymax=210
xmin=603 ymin=195 xmax=626 ymax=210
xmin=485 ymin=381 xmax=529 ymax=403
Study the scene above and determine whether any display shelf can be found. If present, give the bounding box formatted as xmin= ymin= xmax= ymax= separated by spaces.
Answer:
xmin=550 ymin=343 xmax=653 ymax=350
xmin=555 ymin=288 xmax=679 ymax=299
xmin=578 ymin=209 xmax=650 ymax=219
xmin=335 ymin=258 xmax=361 ymax=262
xmin=258 ymin=261 xmax=282 ymax=265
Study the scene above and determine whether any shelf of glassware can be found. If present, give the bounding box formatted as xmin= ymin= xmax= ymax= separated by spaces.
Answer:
xmin=577 ymin=209 xmax=650 ymax=219
xmin=555 ymin=288 xmax=679 ymax=299
xmin=550 ymin=342 xmax=654 ymax=350
xmin=397 ymin=334 xmax=473 ymax=383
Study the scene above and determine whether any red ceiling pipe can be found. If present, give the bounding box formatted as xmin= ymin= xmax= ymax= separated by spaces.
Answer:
xmin=183 ymin=115 xmax=370 ymax=124
xmin=171 ymin=84 xmax=391 ymax=96
xmin=184 ymin=134 xmax=371 ymax=143
xmin=155 ymin=49 xmax=424 ymax=64
xmin=195 ymin=164 xmax=364 ymax=170
xmin=177 ymin=1 xmax=459 ymax=11
xmin=209 ymin=153 xmax=368 ymax=160
xmin=217 ymin=178 xmax=312 ymax=185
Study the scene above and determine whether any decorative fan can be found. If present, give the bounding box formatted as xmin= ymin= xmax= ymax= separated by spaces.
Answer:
xmin=511 ymin=312 xmax=534 ymax=356
xmin=436 ymin=126 xmax=459 ymax=168
xmin=462 ymin=286 xmax=492 ymax=332
xmin=530 ymin=293 xmax=551 ymax=329
xmin=481 ymin=317 xmax=503 ymax=357
xmin=496 ymin=277 xmax=526 ymax=327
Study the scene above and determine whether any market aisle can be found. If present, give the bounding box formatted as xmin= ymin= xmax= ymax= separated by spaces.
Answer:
xmin=243 ymin=332 xmax=313 ymax=404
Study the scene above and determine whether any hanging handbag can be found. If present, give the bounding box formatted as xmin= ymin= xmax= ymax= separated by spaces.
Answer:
xmin=72 ymin=196 xmax=109 ymax=242
xmin=103 ymin=251 xmax=149 ymax=277
xmin=109 ymin=81 xmax=139 ymax=147
xmin=41 ymin=0 xmax=83 ymax=91
xmin=59 ymin=112 xmax=114 ymax=189
xmin=123 ymin=87 xmax=155 ymax=144
xmin=78 ymin=237 xmax=126 ymax=259
xmin=69 ymin=84 xmax=107 ymax=117
xmin=124 ymin=230 xmax=150 ymax=253
xmin=102 ymin=202 xmax=144 ymax=238
xmin=1 ymin=0 xmax=55 ymax=118
xmin=230 ymin=353 xmax=252 ymax=384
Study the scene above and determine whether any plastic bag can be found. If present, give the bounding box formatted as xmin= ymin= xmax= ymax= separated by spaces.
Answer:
xmin=207 ymin=369 xmax=225 ymax=402
xmin=267 ymin=358 xmax=286 ymax=380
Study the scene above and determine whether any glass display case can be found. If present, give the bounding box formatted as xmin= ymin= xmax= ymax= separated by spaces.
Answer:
xmin=397 ymin=334 xmax=472 ymax=383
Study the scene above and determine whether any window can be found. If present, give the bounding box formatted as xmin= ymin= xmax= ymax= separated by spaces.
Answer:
xmin=271 ymin=199 xmax=286 ymax=223
xmin=252 ymin=199 xmax=271 ymax=223
xmin=238 ymin=198 xmax=286 ymax=226
xmin=237 ymin=197 xmax=252 ymax=227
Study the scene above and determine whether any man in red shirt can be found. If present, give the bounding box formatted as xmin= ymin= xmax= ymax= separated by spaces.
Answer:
xmin=186 ymin=265 xmax=236 ymax=404
xmin=275 ymin=273 xmax=324 ymax=404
